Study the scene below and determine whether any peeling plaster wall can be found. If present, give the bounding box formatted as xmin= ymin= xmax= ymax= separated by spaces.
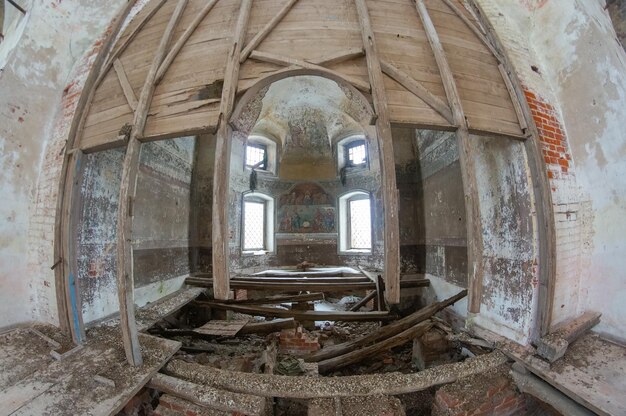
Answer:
xmin=0 ymin=0 xmax=125 ymax=328
xmin=476 ymin=0 xmax=626 ymax=341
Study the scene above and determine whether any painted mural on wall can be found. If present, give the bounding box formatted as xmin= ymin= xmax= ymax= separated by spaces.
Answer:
xmin=278 ymin=182 xmax=336 ymax=233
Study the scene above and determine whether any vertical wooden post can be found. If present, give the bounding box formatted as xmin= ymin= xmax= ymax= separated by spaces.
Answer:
xmin=212 ymin=0 xmax=253 ymax=301
xmin=354 ymin=0 xmax=401 ymax=305
xmin=116 ymin=0 xmax=189 ymax=366
xmin=53 ymin=0 xmax=138 ymax=343
xmin=414 ymin=0 xmax=485 ymax=312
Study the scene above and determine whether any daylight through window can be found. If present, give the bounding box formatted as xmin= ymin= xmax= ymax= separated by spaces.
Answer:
xmin=246 ymin=144 xmax=267 ymax=169
xmin=243 ymin=201 xmax=265 ymax=250
xmin=349 ymin=198 xmax=371 ymax=249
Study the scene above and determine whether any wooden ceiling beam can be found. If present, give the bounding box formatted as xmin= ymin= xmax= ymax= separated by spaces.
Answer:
xmin=354 ymin=0 xmax=401 ymax=305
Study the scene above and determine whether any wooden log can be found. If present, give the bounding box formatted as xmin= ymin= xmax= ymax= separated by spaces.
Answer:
xmin=155 ymin=0 xmax=220 ymax=84
xmin=218 ymin=293 xmax=325 ymax=305
xmin=305 ymin=290 xmax=467 ymax=362
xmin=253 ymin=270 xmax=364 ymax=277
xmin=238 ymin=318 xmax=297 ymax=335
xmin=232 ymin=276 xmax=371 ymax=283
xmin=148 ymin=373 xmax=267 ymax=415
xmin=193 ymin=302 xmax=394 ymax=322
xmin=349 ymin=290 xmax=377 ymax=312
xmin=354 ymin=0 xmax=401 ymax=305
xmin=536 ymin=311 xmax=601 ymax=363
xmin=414 ymin=0 xmax=484 ymax=313
xmin=116 ymin=0 xmax=189 ymax=366
xmin=318 ymin=321 xmax=433 ymax=372
xmin=186 ymin=277 xmax=429 ymax=291
xmin=248 ymin=50 xmax=371 ymax=93
xmin=380 ymin=59 xmax=454 ymax=124
xmin=212 ymin=0 xmax=253 ymax=301
xmin=240 ymin=0 xmax=299 ymax=63
xmin=163 ymin=351 xmax=508 ymax=398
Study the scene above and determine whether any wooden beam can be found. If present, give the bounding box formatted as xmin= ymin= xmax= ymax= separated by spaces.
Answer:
xmin=305 ymin=290 xmax=467 ymax=362
xmin=98 ymin=0 xmax=167 ymax=88
xmin=186 ymin=278 xmax=429 ymax=291
xmin=231 ymin=276 xmax=371 ymax=283
xmin=113 ymin=58 xmax=138 ymax=110
xmin=238 ymin=318 xmax=297 ymax=335
xmin=148 ymin=373 xmax=267 ymax=415
xmin=53 ymin=0 xmax=138 ymax=343
xmin=194 ymin=302 xmax=395 ymax=322
xmin=380 ymin=60 xmax=454 ymax=125
xmin=239 ymin=0 xmax=299 ymax=63
xmin=164 ymin=351 xmax=508 ymax=398
xmin=212 ymin=0 xmax=253 ymax=300
xmin=217 ymin=292 xmax=325 ymax=305
xmin=536 ymin=311 xmax=601 ymax=363
xmin=318 ymin=321 xmax=433 ymax=372
xmin=439 ymin=0 xmax=503 ymax=61
xmin=414 ymin=0 xmax=484 ymax=313
xmin=349 ymin=290 xmax=377 ymax=312
xmin=354 ymin=0 xmax=401 ymax=305
xmin=249 ymin=50 xmax=371 ymax=93
xmin=116 ymin=0 xmax=189 ymax=366
xmin=155 ymin=0 xmax=220 ymax=84
xmin=498 ymin=64 xmax=528 ymax=132
xmin=315 ymin=47 xmax=364 ymax=66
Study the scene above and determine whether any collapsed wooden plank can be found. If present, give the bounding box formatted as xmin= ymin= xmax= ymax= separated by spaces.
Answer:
xmin=232 ymin=276 xmax=371 ymax=283
xmin=536 ymin=311 xmax=601 ymax=363
xmin=194 ymin=320 xmax=248 ymax=336
xmin=305 ymin=290 xmax=467 ymax=362
xmin=148 ymin=373 xmax=267 ymax=416
xmin=164 ymin=351 xmax=508 ymax=398
xmin=220 ymin=292 xmax=325 ymax=305
xmin=193 ymin=301 xmax=394 ymax=322
xmin=185 ymin=277 xmax=429 ymax=291
xmin=318 ymin=321 xmax=433 ymax=373
xmin=238 ymin=318 xmax=297 ymax=335
xmin=349 ymin=290 xmax=377 ymax=312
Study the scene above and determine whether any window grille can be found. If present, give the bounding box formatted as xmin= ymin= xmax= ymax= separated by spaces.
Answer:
xmin=246 ymin=144 xmax=267 ymax=169
xmin=349 ymin=198 xmax=371 ymax=249
xmin=243 ymin=201 xmax=265 ymax=250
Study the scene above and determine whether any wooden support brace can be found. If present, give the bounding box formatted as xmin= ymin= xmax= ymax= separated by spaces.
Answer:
xmin=212 ymin=0 xmax=253 ymax=300
xmin=354 ymin=0 xmax=401 ymax=304
xmin=155 ymin=0 xmax=220 ymax=84
xmin=113 ymin=58 xmax=138 ymax=110
xmin=414 ymin=0 xmax=484 ymax=313
xmin=116 ymin=0 xmax=189 ymax=366
xmin=240 ymin=0 xmax=299 ymax=63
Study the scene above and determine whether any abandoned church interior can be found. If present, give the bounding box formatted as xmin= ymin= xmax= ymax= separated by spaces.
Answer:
xmin=1 ymin=0 xmax=625 ymax=415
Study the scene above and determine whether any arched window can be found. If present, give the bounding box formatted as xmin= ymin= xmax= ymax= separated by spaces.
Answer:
xmin=242 ymin=192 xmax=275 ymax=253
xmin=338 ymin=191 xmax=372 ymax=253
xmin=337 ymin=135 xmax=368 ymax=172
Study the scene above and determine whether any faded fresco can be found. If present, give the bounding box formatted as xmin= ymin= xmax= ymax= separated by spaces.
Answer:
xmin=278 ymin=182 xmax=336 ymax=233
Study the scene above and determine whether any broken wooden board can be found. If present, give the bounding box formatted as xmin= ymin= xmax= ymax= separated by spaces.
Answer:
xmin=136 ymin=287 xmax=206 ymax=331
xmin=536 ymin=311 xmax=601 ymax=363
xmin=194 ymin=320 xmax=248 ymax=336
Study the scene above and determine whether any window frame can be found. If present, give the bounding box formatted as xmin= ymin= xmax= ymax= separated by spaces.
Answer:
xmin=245 ymin=143 xmax=268 ymax=171
xmin=241 ymin=192 xmax=275 ymax=255
xmin=344 ymin=139 xmax=368 ymax=168
xmin=338 ymin=190 xmax=373 ymax=254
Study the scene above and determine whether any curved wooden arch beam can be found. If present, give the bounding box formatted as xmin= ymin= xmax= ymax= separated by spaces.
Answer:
xmin=354 ymin=0 xmax=401 ymax=305
xmin=240 ymin=0 xmax=299 ymax=63
xmin=212 ymin=0 xmax=253 ymax=301
xmin=414 ymin=0 xmax=485 ymax=312
xmin=53 ymin=0 xmax=140 ymax=344
xmin=155 ymin=0 xmax=221 ymax=85
xmin=116 ymin=0 xmax=189 ymax=366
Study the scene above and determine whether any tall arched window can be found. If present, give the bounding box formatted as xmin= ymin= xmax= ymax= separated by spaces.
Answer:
xmin=338 ymin=191 xmax=372 ymax=253
xmin=242 ymin=192 xmax=275 ymax=253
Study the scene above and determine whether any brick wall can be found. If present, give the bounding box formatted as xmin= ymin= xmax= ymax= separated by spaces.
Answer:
xmin=431 ymin=366 xmax=538 ymax=416
xmin=523 ymin=87 xmax=591 ymax=326
xmin=279 ymin=326 xmax=320 ymax=355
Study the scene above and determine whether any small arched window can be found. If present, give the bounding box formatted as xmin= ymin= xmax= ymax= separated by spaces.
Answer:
xmin=245 ymin=134 xmax=277 ymax=175
xmin=337 ymin=135 xmax=368 ymax=172
xmin=338 ymin=191 xmax=372 ymax=253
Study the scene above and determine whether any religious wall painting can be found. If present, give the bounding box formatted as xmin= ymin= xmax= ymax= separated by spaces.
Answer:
xmin=278 ymin=182 xmax=335 ymax=233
